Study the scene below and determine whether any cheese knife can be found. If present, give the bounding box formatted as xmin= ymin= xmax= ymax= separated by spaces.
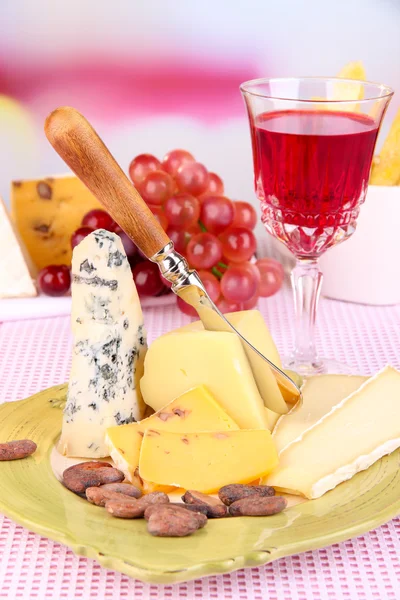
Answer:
xmin=44 ymin=106 xmax=300 ymax=414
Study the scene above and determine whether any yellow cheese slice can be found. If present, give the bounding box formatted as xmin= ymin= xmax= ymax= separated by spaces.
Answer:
xmin=172 ymin=309 xmax=298 ymax=411
xmin=273 ymin=374 xmax=367 ymax=453
xmin=140 ymin=330 xmax=269 ymax=430
xmin=265 ymin=366 xmax=400 ymax=499
xmin=11 ymin=175 xmax=101 ymax=269
xmin=139 ymin=429 xmax=278 ymax=493
xmin=105 ymin=385 xmax=239 ymax=487
xmin=174 ymin=310 xmax=282 ymax=366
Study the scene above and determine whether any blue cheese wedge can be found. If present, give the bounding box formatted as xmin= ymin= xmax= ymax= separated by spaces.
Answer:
xmin=58 ymin=229 xmax=147 ymax=458
xmin=266 ymin=366 xmax=400 ymax=498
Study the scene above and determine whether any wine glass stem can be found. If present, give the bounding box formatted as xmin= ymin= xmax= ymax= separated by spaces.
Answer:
xmin=291 ymin=258 xmax=323 ymax=369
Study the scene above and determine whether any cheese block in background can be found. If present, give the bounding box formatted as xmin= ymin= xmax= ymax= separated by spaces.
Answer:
xmin=106 ymin=386 xmax=239 ymax=487
xmin=0 ymin=197 xmax=37 ymax=298
xmin=139 ymin=429 xmax=278 ymax=493
xmin=11 ymin=175 xmax=101 ymax=270
xmin=58 ymin=230 xmax=147 ymax=458
xmin=266 ymin=366 xmax=400 ymax=499
xmin=273 ymin=374 xmax=367 ymax=453
xmin=140 ymin=330 xmax=269 ymax=430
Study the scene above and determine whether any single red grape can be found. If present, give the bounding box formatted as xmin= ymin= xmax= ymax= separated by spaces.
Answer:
xmin=216 ymin=298 xmax=241 ymax=314
xmin=186 ymin=232 xmax=223 ymax=269
xmin=162 ymin=149 xmax=195 ymax=176
xmin=128 ymin=154 xmax=161 ymax=185
xmin=149 ymin=205 xmax=169 ymax=230
xmin=206 ymin=172 xmax=224 ymax=195
xmin=200 ymin=195 xmax=234 ymax=235
xmin=82 ymin=209 xmax=116 ymax=231
xmin=198 ymin=270 xmax=221 ymax=303
xmin=71 ymin=226 xmax=93 ymax=249
xmin=175 ymin=161 xmax=209 ymax=196
xmin=242 ymin=292 xmax=259 ymax=310
xmin=139 ymin=170 xmax=175 ymax=206
xmin=176 ymin=296 xmax=198 ymax=317
xmin=167 ymin=227 xmax=190 ymax=254
xmin=164 ymin=193 xmax=200 ymax=229
xmin=231 ymin=201 xmax=258 ymax=230
xmin=38 ymin=265 xmax=71 ymax=297
xmin=256 ymin=258 xmax=285 ymax=297
xmin=113 ymin=227 xmax=137 ymax=258
xmin=219 ymin=227 xmax=257 ymax=263
xmin=188 ymin=222 xmax=201 ymax=235
xmin=220 ymin=263 xmax=258 ymax=303
xmin=132 ymin=262 xmax=164 ymax=296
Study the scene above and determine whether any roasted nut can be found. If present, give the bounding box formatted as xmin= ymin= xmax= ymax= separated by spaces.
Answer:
xmin=63 ymin=461 xmax=124 ymax=494
xmin=145 ymin=503 xmax=209 ymax=523
xmin=0 ymin=440 xmax=37 ymax=461
xmin=229 ymin=495 xmax=287 ymax=517
xmin=106 ymin=491 xmax=169 ymax=519
xmin=218 ymin=484 xmax=275 ymax=506
xmin=172 ymin=503 xmax=209 ymax=517
xmin=147 ymin=505 xmax=207 ymax=537
xmin=86 ymin=487 xmax=138 ymax=507
xmin=98 ymin=483 xmax=141 ymax=498
xmin=104 ymin=498 xmax=139 ymax=518
xmin=182 ymin=490 xmax=228 ymax=518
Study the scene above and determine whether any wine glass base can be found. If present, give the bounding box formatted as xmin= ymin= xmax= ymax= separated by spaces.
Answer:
xmin=283 ymin=356 xmax=352 ymax=378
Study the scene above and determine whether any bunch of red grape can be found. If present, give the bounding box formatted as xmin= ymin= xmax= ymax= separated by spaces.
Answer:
xmin=37 ymin=149 xmax=284 ymax=313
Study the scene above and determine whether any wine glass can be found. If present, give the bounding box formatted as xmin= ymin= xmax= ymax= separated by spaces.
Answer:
xmin=240 ymin=77 xmax=393 ymax=376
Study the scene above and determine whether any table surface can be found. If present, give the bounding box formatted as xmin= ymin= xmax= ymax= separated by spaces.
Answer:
xmin=1 ymin=286 xmax=400 ymax=600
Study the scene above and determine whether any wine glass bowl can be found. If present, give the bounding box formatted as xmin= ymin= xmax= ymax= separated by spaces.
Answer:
xmin=241 ymin=77 xmax=393 ymax=375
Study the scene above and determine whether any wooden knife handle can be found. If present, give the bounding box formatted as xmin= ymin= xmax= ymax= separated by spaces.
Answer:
xmin=44 ymin=106 xmax=170 ymax=258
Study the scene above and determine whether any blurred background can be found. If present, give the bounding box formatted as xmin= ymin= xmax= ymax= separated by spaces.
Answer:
xmin=1 ymin=0 xmax=400 ymax=207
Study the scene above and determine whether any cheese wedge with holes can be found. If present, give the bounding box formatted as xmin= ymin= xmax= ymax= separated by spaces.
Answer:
xmin=273 ymin=374 xmax=367 ymax=453
xmin=139 ymin=429 xmax=278 ymax=493
xmin=105 ymin=385 xmax=239 ymax=487
xmin=140 ymin=330 xmax=269 ymax=430
xmin=11 ymin=175 xmax=101 ymax=269
xmin=265 ymin=366 xmax=400 ymax=498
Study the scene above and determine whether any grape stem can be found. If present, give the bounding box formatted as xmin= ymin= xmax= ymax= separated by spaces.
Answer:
xmin=217 ymin=261 xmax=228 ymax=269
xmin=211 ymin=267 xmax=223 ymax=279
xmin=198 ymin=220 xmax=207 ymax=233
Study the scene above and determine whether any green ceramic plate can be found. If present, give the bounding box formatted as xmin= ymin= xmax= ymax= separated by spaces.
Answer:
xmin=1 ymin=385 xmax=400 ymax=584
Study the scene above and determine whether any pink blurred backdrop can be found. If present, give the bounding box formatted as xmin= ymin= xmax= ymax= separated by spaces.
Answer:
xmin=1 ymin=0 xmax=399 ymax=210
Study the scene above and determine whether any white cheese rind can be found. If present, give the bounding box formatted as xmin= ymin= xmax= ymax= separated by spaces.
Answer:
xmin=273 ymin=374 xmax=367 ymax=453
xmin=266 ymin=366 xmax=400 ymax=498
xmin=0 ymin=196 xmax=37 ymax=298
xmin=59 ymin=229 xmax=147 ymax=458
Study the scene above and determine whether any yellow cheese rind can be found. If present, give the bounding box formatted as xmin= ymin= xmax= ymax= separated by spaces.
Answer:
xmin=140 ymin=331 xmax=269 ymax=430
xmin=139 ymin=429 xmax=278 ymax=493
xmin=105 ymin=385 xmax=239 ymax=486
xmin=11 ymin=175 xmax=101 ymax=269
xmin=273 ymin=374 xmax=367 ymax=453
xmin=266 ymin=366 xmax=400 ymax=499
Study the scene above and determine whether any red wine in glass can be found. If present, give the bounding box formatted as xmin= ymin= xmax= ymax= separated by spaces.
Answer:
xmin=252 ymin=110 xmax=379 ymax=257
xmin=241 ymin=77 xmax=392 ymax=375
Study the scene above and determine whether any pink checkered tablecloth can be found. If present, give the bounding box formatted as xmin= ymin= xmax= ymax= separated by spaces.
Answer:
xmin=1 ymin=286 xmax=400 ymax=600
